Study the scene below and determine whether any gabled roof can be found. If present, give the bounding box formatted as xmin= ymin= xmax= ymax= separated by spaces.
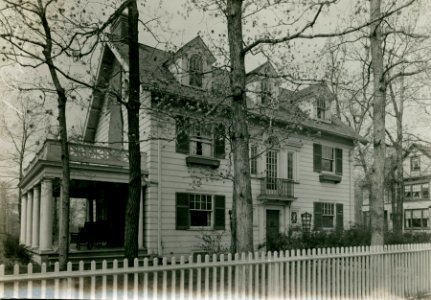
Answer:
xmin=405 ymin=143 xmax=431 ymax=159
xmin=246 ymin=61 xmax=278 ymax=83
xmin=84 ymin=38 xmax=364 ymax=145
xmin=166 ymin=36 xmax=216 ymax=66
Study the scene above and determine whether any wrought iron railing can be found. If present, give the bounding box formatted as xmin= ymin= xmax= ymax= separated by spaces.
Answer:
xmin=260 ymin=177 xmax=295 ymax=199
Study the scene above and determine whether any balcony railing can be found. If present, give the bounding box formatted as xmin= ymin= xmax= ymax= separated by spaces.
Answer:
xmin=24 ymin=139 xmax=147 ymax=173
xmin=259 ymin=178 xmax=295 ymax=200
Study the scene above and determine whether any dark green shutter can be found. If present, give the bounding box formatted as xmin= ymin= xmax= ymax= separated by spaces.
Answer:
xmin=335 ymin=148 xmax=343 ymax=175
xmin=214 ymin=124 xmax=225 ymax=159
xmin=176 ymin=117 xmax=189 ymax=154
xmin=176 ymin=193 xmax=190 ymax=230
xmin=313 ymin=144 xmax=322 ymax=173
xmin=314 ymin=202 xmax=323 ymax=229
xmin=336 ymin=203 xmax=343 ymax=231
xmin=214 ymin=195 xmax=225 ymax=230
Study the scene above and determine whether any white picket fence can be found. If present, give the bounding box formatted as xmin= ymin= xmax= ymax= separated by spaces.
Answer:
xmin=1 ymin=243 xmax=431 ymax=299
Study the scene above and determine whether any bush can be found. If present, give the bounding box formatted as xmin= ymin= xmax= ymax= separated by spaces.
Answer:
xmin=2 ymin=234 xmax=32 ymax=265
xmin=198 ymin=231 xmax=230 ymax=255
xmin=261 ymin=226 xmax=431 ymax=252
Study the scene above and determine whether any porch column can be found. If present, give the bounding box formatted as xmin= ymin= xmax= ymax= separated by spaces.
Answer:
xmin=25 ymin=189 xmax=33 ymax=246
xmin=19 ymin=194 xmax=27 ymax=244
xmin=138 ymin=191 xmax=144 ymax=249
xmin=39 ymin=179 xmax=54 ymax=251
xmin=31 ymin=185 xmax=40 ymax=249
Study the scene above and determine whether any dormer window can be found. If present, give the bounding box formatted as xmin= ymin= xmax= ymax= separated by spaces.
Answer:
xmin=411 ymin=156 xmax=420 ymax=172
xmin=261 ymin=78 xmax=271 ymax=105
xmin=189 ymin=54 xmax=203 ymax=87
xmin=316 ymin=98 xmax=326 ymax=120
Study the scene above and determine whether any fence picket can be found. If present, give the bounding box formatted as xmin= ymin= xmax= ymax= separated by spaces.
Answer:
xmin=91 ymin=260 xmax=96 ymax=300
xmin=40 ymin=263 xmax=47 ymax=299
xmin=133 ymin=258 xmax=139 ymax=300
xmin=188 ymin=255 xmax=193 ymax=300
xmin=212 ymin=254 xmax=218 ymax=300
xmin=204 ymin=255 xmax=209 ymax=300
xmin=102 ymin=260 xmax=108 ymax=300
xmin=123 ymin=259 xmax=128 ymax=300
xmin=247 ymin=252 xmax=253 ymax=299
xmin=153 ymin=257 xmax=158 ymax=300
xmin=220 ymin=254 xmax=225 ymax=300
xmin=143 ymin=258 xmax=149 ymax=300
xmin=179 ymin=257 xmax=184 ymax=300
xmin=78 ymin=261 xmax=84 ymax=299
xmin=66 ymin=262 xmax=72 ymax=299
xmin=113 ymin=259 xmax=118 ymax=300
xmin=53 ymin=262 xmax=59 ymax=299
xmin=0 ymin=264 xmax=3 ymax=299
xmin=171 ymin=257 xmax=176 ymax=300
xmin=13 ymin=264 xmax=19 ymax=298
xmin=162 ymin=257 xmax=167 ymax=300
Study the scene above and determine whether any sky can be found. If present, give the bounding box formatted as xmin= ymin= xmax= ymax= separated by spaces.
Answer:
xmin=0 ymin=0 xmax=431 ymax=187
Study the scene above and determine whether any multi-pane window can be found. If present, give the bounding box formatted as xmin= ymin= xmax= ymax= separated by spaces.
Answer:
xmin=321 ymin=146 xmax=334 ymax=172
xmin=250 ymin=145 xmax=258 ymax=175
xmin=190 ymin=124 xmax=213 ymax=157
xmin=189 ymin=54 xmax=203 ymax=87
xmin=176 ymin=119 xmax=225 ymax=159
xmin=321 ymin=203 xmax=335 ymax=228
xmin=176 ymin=193 xmax=225 ymax=230
xmin=316 ymin=98 xmax=326 ymax=120
xmin=404 ymin=183 xmax=429 ymax=200
xmin=287 ymin=152 xmax=294 ymax=179
xmin=266 ymin=150 xmax=278 ymax=190
xmin=410 ymin=156 xmax=420 ymax=172
xmin=189 ymin=194 xmax=212 ymax=227
xmin=405 ymin=209 xmax=429 ymax=229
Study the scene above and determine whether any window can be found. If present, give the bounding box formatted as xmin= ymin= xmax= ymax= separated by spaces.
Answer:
xmin=411 ymin=156 xmax=420 ymax=172
xmin=313 ymin=144 xmax=342 ymax=176
xmin=176 ymin=193 xmax=225 ymax=230
xmin=287 ymin=152 xmax=294 ymax=180
xmin=266 ymin=150 xmax=278 ymax=190
xmin=405 ymin=209 xmax=429 ymax=229
xmin=314 ymin=202 xmax=343 ymax=230
xmin=261 ymin=78 xmax=271 ymax=104
xmin=404 ymin=183 xmax=429 ymax=200
xmin=189 ymin=54 xmax=203 ymax=87
xmin=321 ymin=146 xmax=334 ymax=172
xmin=176 ymin=118 xmax=225 ymax=159
xmin=316 ymin=98 xmax=326 ymax=120
xmin=250 ymin=145 xmax=258 ymax=175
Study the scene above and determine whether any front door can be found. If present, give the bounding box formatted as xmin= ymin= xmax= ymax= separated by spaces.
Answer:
xmin=266 ymin=210 xmax=280 ymax=249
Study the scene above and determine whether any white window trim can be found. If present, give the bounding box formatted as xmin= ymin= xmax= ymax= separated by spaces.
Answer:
xmin=188 ymin=193 xmax=215 ymax=230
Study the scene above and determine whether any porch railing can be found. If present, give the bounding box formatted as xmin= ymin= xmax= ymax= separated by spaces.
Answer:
xmin=25 ymin=139 xmax=147 ymax=172
xmin=1 ymin=243 xmax=431 ymax=299
xmin=260 ymin=177 xmax=295 ymax=199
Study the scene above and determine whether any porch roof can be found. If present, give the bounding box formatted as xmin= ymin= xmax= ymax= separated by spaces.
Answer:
xmin=20 ymin=139 xmax=148 ymax=192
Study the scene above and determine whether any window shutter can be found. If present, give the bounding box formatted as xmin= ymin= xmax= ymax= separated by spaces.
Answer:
xmin=335 ymin=148 xmax=343 ymax=175
xmin=214 ymin=195 xmax=225 ymax=230
xmin=214 ymin=124 xmax=225 ymax=159
xmin=314 ymin=202 xmax=323 ymax=229
xmin=176 ymin=193 xmax=190 ymax=230
xmin=175 ymin=117 xmax=189 ymax=154
xmin=313 ymin=144 xmax=322 ymax=173
xmin=336 ymin=203 xmax=343 ymax=231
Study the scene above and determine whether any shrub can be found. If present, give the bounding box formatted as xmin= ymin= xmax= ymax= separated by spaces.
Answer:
xmin=198 ymin=231 xmax=230 ymax=255
xmin=2 ymin=234 xmax=32 ymax=265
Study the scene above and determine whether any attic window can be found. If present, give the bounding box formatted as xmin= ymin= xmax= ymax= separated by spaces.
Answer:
xmin=316 ymin=98 xmax=326 ymax=120
xmin=189 ymin=54 xmax=203 ymax=87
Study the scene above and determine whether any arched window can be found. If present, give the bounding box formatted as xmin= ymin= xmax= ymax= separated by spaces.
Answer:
xmin=189 ymin=54 xmax=203 ymax=87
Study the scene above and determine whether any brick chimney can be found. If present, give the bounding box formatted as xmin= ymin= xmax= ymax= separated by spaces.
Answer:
xmin=111 ymin=14 xmax=128 ymax=40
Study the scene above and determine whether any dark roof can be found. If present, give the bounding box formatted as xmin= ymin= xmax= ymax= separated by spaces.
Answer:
xmin=84 ymin=39 xmax=364 ymax=144
xmin=407 ymin=143 xmax=431 ymax=158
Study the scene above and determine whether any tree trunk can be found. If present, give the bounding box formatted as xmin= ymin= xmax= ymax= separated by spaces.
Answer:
xmin=227 ymin=0 xmax=254 ymax=253
xmin=369 ymin=0 xmax=386 ymax=246
xmin=123 ymin=0 xmax=141 ymax=261
xmin=37 ymin=0 xmax=71 ymax=269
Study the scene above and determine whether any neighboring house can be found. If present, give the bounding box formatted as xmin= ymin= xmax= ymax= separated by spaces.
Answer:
xmin=362 ymin=143 xmax=431 ymax=232
xmin=18 ymin=17 xmax=364 ymax=263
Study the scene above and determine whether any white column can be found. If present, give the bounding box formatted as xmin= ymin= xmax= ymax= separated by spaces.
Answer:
xmin=25 ymin=189 xmax=33 ymax=246
xmin=138 ymin=190 xmax=144 ymax=249
xmin=31 ymin=186 xmax=40 ymax=249
xmin=39 ymin=179 xmax=54 ymax=251
xmin=19 ymin=194 xmax=27 ymax=244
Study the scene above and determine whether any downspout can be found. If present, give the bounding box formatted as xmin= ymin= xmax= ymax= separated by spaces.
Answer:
xmin=157 ymin=119 xmax=162 ymax=256
xmin=349 ymin=149 xmax=353 ymax=226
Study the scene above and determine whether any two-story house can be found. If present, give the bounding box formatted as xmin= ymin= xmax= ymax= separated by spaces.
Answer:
xmin=362 ymin=143 xmax=431 ymax=232
xmin=18 ymin=17 xmax=364 ymax=263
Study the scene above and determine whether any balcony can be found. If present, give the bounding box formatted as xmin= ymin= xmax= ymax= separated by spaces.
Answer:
xmin=24 ymin=139 xmax=147 ymax=174
xmin=258 ymin=178 xmax=296 ymax=202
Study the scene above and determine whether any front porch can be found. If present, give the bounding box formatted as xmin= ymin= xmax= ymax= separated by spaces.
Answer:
xmin=19 ymin=139 xmax=148 ymax=264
